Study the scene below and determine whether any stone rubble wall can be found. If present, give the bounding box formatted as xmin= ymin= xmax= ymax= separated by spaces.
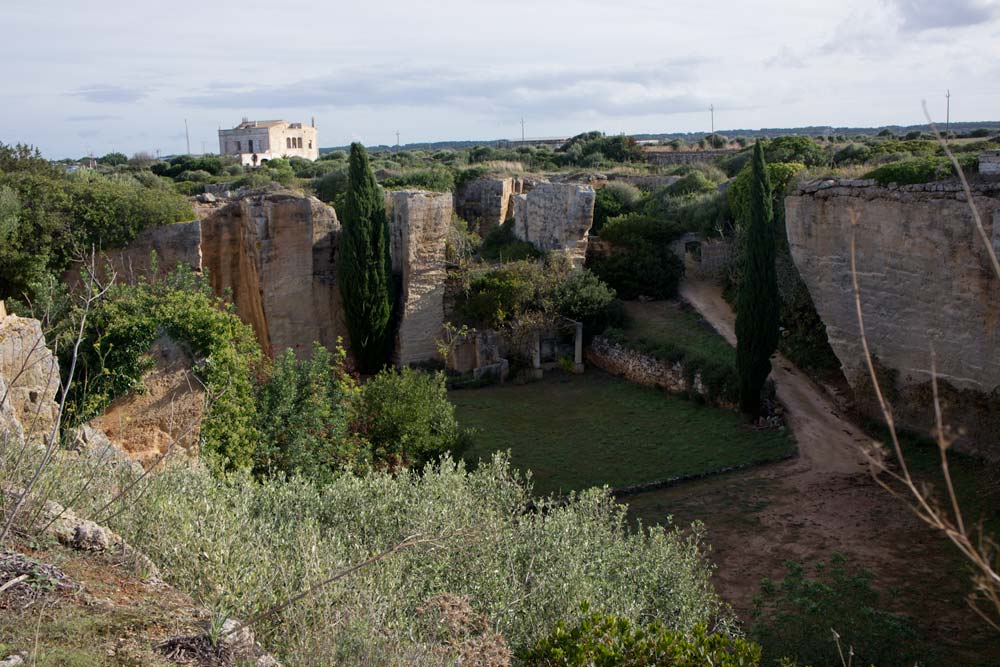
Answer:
xmin=980 ymin=151 xmax=1000 ymax=176
xmin=512 ymin=182 xmax=596 ymax=270
xmin=0 ymin=311 xmax=60 ymax=444
xmin=586 ymin=336 xmax=724 ymax=404
xmin=388 ymin=191 xmax=453 ymax=366
xmin=786 ymin=178 xmax=1000 ymax=457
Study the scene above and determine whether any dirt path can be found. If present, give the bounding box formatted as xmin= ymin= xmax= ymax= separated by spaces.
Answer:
xmin=625 ymin=279 xmax=1000 ymax=664
xmin=679 ymin=279 xmax=869 ymax=474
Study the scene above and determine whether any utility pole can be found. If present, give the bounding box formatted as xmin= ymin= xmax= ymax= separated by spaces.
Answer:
xmin=395 ymin=130 xmax=400 ymax=149
xmin=520 ymin=117 xmax=525 ymax=143
xmin=201 ymin=140 xmax=206 ymax=155
xmin=710 ymin=105 xmax=715 ymax=134
xmin=945 ymin=90 xmax=951 ymax=136
xmin=184 ymin=119 xmax=191 ymax=155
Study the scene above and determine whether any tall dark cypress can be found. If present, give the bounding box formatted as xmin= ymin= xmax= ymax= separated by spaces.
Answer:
xmin=735 ymin=140 xmax=780 ymax=418
xmin=338 ymin=143 xmax=392 ymax=373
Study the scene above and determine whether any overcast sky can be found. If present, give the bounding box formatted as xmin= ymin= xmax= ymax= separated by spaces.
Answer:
xmin=4 ymin=0 xmax=999 ymax=158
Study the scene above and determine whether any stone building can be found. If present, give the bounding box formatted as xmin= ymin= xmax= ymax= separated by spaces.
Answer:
xmin=218 ymin=119 xmax=318 ymax=166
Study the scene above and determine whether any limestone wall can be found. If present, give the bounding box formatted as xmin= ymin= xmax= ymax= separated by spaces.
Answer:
xmin=0 ymin=311 xmax=60 ymax=444
xmin=512 ymin=182 xmax=596 ymax=270
xmin=786 ymin=178 xmax=1000 ymax=457
xmin=454 ymin=177 xmax=515 ymax=235
xmin=389 ymin=191 xmax=452 ymax=366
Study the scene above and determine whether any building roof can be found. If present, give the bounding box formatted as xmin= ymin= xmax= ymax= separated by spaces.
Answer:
xmin=232 ymin=119 xmax=287 ymax=130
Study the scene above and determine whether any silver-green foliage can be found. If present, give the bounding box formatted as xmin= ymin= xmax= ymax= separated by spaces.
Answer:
xmin=19 ymin=450 xmax=727 ymax=664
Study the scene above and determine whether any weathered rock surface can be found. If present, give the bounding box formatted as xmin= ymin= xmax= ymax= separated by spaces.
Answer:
xmin=786 ymin=179 xmax=1000 ymax=457
xmin=454 ymin=177 xmax=515 ymax=234
xmin=512 ymin=182 xmax=596 ymax=269
xmin=202 ymin=190 xmax=348 ymax=358
xmin=388 ymin=191 xmax=453 ymax=366
xmin=0 ymin=310 xmax=60 ymax=444
xmin=90 ymin=336 xmax=204 ymax=469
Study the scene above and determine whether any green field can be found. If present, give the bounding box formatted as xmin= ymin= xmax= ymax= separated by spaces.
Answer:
xmin=621 ymin=300 xmax=735 ymax=366
xmin=452 ymin=371 xmax=793 ymax=497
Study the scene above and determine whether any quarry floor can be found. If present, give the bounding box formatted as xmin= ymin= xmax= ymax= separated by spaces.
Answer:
xmin=626 ymin=279 xmax=1000 ymax=665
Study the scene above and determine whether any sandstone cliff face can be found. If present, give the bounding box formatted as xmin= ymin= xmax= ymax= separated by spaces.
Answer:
xmin=454 ymin=177 xmax=515 ymax=235
xmin=786 ymin=179 xmax=1000 ymax=457
xmin=202 ymin=192 xmax=347 ymax=358
xmin=0 ymin=307 xmax=60 ymax=444
xmin=512 ymin=182 xmax=596 ymax=270
xmin=387 ymin=191 xmax=453 ymax=366
xmin=90 ymin=336 xmax=204 ymax=468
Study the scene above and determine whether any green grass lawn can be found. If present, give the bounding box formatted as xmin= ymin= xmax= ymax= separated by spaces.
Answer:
xmin=452 ymin=370 xmax=793 ymax=497
xmin=621 ymin=300 xmax=735 ymax=367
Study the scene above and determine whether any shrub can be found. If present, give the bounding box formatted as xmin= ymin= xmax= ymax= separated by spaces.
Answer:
xmin=522 ymin=612 xmax=761 ymax=667
xmin=97 ymin=152 xmax=128 ymax=166
xmin=762 ymin=136 xmax=826 ymax=167
xmin=314 ymin=166 xmax=349 ymax=203
xmin=455 ymin=261 xmax=550 ymax=328
xmin=728 ymin=162 xmax=805 ymax=228
xmin=863 ymin=154 xmax=977 ymax=186
xmin=479 ymin=222 xmax=542 ymax=263
xmin=832 ymin=143 xmax=870 ymax=165
xmin=593 ymin=182 xmax=642 ymax=232
xmin=591 ymin=213 xmax=685 ymax=300
xmin=254 ymin=343 xmax=365 ymax=481
xmin=666 ymin=170 xmax=716 ymax=197
xmin=555 ymin=270 xmax=618 ymax=336
xmin=61 ymin=265 xmax=262 ymax=472
xmin=751 ymin=555 xmax=920 ymax=667
xmin=354 ymin=367 xmax=467 ymax=468
xmin=383 ymin=167 xmax=455 ymax=192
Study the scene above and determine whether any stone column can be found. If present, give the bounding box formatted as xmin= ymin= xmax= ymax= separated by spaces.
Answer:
xmin=530 ymin=331 xmax=543 ymax=379
xmin=573 ymin=321 xmax=584 ymax=374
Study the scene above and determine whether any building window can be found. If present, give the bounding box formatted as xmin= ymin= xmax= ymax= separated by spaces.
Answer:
xmin=308 ymin=140 xmax=312 ymax=149
xmin=236 ymin=141 xmax=241 ymax=151
xmin=286 ymin=137 xmax=291 ymax=149
xmin=297 ymin=137 xmax=303 ymax=148
xmin=248 ymin=139 xmax=254 ymax=152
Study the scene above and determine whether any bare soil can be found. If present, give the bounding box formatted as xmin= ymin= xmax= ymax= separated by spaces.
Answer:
xmin=623 ymin=280 xmax=1000 ymax=665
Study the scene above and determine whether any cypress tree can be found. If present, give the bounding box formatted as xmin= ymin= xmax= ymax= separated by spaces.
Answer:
xmin=339 ymin=142 xmax=393 ymax=373
xmin=735 ymin=140 xmax=780 ymax=418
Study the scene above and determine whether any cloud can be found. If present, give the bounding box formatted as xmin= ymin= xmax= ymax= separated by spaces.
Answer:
xmin=177 ymin=61 xmax=714 ymax=119
xmin=66 ymin=114 xmax=120 ymax=122
xmin=892 ymin=0 xmax=997 ymax=31
xmin=73 ymin=84 xmax=146 ymax=104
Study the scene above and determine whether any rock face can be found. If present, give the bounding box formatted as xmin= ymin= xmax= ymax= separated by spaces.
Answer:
xmin=202 ymin=191 xmax=347 ymax=358
xmin=90 ymin=336 xmax=204 ymax=469
xmin=388 ymin=191 xmax=453 ymax=366
xmin=106 ymin=220 xmax=203 ymax=281
xmin=786 ymin=179 xmax=1000 ymax=458
xmin=454 ymin=177 xmax=515 ymax=234
xmin=512 ymin=182 xmax=596 ymax=269
xmin=0 ymin=309 xmax=60 ymax=444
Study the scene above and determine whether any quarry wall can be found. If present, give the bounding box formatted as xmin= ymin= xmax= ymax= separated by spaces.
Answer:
xmin=785 ymin=178 xmax=1000 ymax=458
xmin=512 ymin=182 xmax=596 ymax=270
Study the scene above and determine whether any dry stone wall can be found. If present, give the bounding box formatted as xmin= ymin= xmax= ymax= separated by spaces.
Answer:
xmin=512 ymin=182 xmax=596 ymax=269
xmin=786 ymin=178 xmax=1000 ymax=458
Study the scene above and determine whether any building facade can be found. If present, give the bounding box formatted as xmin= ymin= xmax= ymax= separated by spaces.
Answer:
xmin=218 ymin=119 xmax=319 ymax=166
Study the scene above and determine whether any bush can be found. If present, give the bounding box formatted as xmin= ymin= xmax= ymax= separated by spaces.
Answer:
xmin=61 ymin=265 xmax=262 ymax=472
xmin=751 ymin=555 xmax=921 ymax=667
xmin=522 ymin=612 xmax=761 ymax=667
xmin=728 ymin=162 xmax=805 ymax=227
xmin=455 ymin=260 xmax=550 ymax=328
xmin=479 ymin=222 xmax=542 ymax=263
xmin=314 ymin=166 xmax=349 ymax=203
xmin=254 ymin=343 xmax=365 ymax=481
xmin=593 ymin=182 xmax=642 ymax=232
xmin=354 ymin=367 xmax=467 ymax=468
xmin=555 ymin=270 xmax=618 ymax=336
xmin=863 ymin=154 xmax=977 ymax=186
xmin=762 ymin=136 xmax=826 ymax=167
xmin=832 ymin=143 xmax=870 ymax=165
xmin=382 ymin=167 xmax=455 ymax=192
xmin=591 ymin=213 xmax=685 ymax=300
xmin=666 ymin=170 xmax=717 ymax=197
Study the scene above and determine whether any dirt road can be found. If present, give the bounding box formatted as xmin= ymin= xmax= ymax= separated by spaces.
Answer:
xmin=624 ymin=280 xmax=999 ymax=663
xmin=679 ymin=280 xmax=869 ymax=474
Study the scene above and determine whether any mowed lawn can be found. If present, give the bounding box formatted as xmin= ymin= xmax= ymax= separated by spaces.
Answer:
xmin=622 ymin=300 xmax=735 ymax=366
xmin=451 ymin=370 xmax=793 ymax=497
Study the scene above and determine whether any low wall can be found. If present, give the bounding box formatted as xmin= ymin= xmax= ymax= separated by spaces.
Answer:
xmin=586 ymin=336 xmax=732 ymax=407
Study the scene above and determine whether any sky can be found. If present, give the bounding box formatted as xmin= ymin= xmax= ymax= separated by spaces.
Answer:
xmin=3 ymin=0 xmax=1000 ymax=159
